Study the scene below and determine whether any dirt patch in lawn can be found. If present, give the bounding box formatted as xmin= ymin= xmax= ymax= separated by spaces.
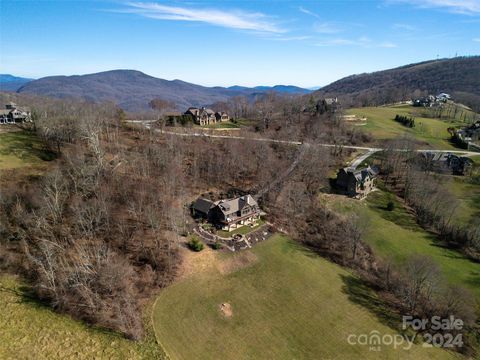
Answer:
xmin=217 ymin=251 xmax=258 ymax=275
xmin=219 ymin=302 xmax=233 ymax=318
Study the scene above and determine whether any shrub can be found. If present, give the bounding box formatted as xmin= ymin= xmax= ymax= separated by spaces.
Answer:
xmin=211 ymin=241 xmax=223 ymax=250
xmin=187 ymin=237 xmax=204 ymax=252
xmin=386 ymin=201 xmax=395 ymax=211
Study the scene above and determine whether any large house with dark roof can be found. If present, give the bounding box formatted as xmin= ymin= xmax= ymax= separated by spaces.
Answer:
xmin=0 ymin=102 xmax=31 ymax=124
xmin=192 ymin=195 xmax=261 ymax=231
xmin=185 ymin=107 xmax=216 ymax=125
xmin=184 ymin=107 xmax=230 ymax=126
xmin=455 ymin=121 xmax=480 ymax=148
xmin=417 ymin=152 xmax=474 ymax=176
xmin=336 ymin=166 xmax=379 ymax=198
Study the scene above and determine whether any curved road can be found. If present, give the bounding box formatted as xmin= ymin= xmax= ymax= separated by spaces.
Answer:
xmin=129 ymin=121 xmax=480 ymax=157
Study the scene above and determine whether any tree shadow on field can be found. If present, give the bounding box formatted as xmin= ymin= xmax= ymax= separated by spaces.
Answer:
xmin=0 ymin=131 xmax=57 ymax=163
xmin=465 ymin=270 xmax=480 ymax=288
xmin=0 ymin=280 xmax=52 ymax=311
xmin=0 ymin=280 xmax=125 ymax=337
xmin=340 ymin=274 xmax=403 ymax=333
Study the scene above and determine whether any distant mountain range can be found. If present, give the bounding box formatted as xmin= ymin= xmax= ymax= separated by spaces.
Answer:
xmin=3 ymin=70 xmax=312 ymax=111
xmin=228 ymin=85 xmax=313 ymax=94
xmin=0 ymin=74 xmax=34 ymax=92
xmin=314 ymin=56 xmax=480 ymax=110
xmin=5 ymin=56 xmax=478 ymax=112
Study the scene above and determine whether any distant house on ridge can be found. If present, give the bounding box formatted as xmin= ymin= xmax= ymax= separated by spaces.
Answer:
xmin=185 ymin=107 xmax=226 ymax=125
xmin=0 ymin=102 xmax=31 ymax=124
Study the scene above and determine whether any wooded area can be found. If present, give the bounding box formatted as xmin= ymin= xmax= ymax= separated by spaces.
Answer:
xmin=0 ymin=93 xmax=477 ymax=355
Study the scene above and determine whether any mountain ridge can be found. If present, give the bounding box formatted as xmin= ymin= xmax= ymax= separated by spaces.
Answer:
xmin=314 ymin=56 xmax=480 ymax=110
xmin=0 ymin=74 xmax=35 ymax=92
xmin=14 ymin=70 xmax=312 ymax=111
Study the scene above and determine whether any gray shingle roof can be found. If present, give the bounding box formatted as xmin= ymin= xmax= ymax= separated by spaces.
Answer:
xmin=192 ymin=198 xmax=215 ymax=214
xmin=345 ymin=166 xmax=378 ymax=182
xmin=217 ymin=195 xmax=258 ymax=216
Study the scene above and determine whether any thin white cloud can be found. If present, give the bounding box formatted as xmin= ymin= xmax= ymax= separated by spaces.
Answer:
xmin=392 ymin=23 xmax=417 ymax=31
xmin=268 ymin=35 xmax=312 ymax=41
xmin=299 ymin=6 xmax=321 ymax=19
xmin=120 ymin=2 xmax=286 ymax=33
xmin=389 ymin=0 xmax=480 ymax=15
xmin=474 ymin=37 xmax=480 ymax=41
xmin=314 ymin=38 xmax=351 ymax=47
xmin=313 ymin=22 xmax=342 ymax=34
xmin=315 ymin=37 xmax=397 ymax=48
xmin=378 ymin=41 xmax=398 ymax=48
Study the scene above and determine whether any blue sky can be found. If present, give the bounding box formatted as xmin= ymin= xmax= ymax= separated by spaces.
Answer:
xmin=1 ymin=0 xmax=479 ymax=87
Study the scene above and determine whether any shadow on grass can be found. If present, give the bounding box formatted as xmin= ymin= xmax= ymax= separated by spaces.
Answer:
xmin=0 ymin=280 xmax=127 ymax=338
xmin=465 ymin=271 xmax=480 ymax=288
xmin=0 ymin=280 xmax=52 ymax=311
xmin=366 ymin=192 xmax=420 ymax=232
xmin=0 ymin=130 xmax=57 ymax=163
xmin=340 ymin=274 xmax=403 ymax=333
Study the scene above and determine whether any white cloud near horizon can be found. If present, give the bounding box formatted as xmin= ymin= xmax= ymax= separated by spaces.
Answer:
xmin=389 ymin=0 xmax=480 ymax=15
xmin=315 ymin=36 xmax=397 ymax=48
xmin=120 ymin=2 xmax=286 ymax=33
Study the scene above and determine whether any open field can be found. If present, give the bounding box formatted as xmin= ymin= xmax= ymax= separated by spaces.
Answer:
xmin=203 ymin=121 xmax=241 ymax=129
xmin=0 ymin=128 xmax=55 ymax=170
xmin=332 ymin=191 xmax=480 ymax=299
xmin=0 ymin=275 xmax=164 ymax=360
xmin=152 ymin=234 xmax=459 ymax=360
xmin=346 ymin=105 xmax=465 ymax=150
xmin=449 ymin=177 xmax=480 ymax=226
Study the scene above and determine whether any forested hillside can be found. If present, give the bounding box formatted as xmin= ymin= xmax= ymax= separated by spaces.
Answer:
xmin=315 ymin=57 xmax=480 ymax=110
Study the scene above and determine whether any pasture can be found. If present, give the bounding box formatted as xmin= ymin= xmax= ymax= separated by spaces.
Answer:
xmin=334 ymin=191 xmax=480 ymax=299
xmin=152 ymin=234 xmax=459 ymax=360
xmin=346 ymin=105 xmax=465 ymax=150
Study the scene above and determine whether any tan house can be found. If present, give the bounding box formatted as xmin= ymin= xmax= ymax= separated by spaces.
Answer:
xmin=336 ymin=166 xmax=378 ymax=199
xmin=192 ymin=194 xmax=260 ymax=231
xmin=0 ymin=102 xmax=31 ymax=124
xmin=185 ymin=107 xmax=216 ymax=125
xmin=215 ymin=111 xmax=229 ymax=122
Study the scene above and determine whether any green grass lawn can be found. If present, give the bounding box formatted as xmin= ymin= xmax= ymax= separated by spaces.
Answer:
xmin=346 ymin=105 xmax=465 ymax=150
xmin=203 ymin=121 xmax=241 ymax=129
xmin=0 ymin=275 xmax=164 ymax=360
xmin=448 ymin=176 xmax=480 ymax=226
xmin=0 ymin=130 xmax=56 ymax=169
xmin=152 ymin=234 xmax=459 ymax=360
xmin=202 ymin=119 xmax=257 ymax=129
xmin=216 ymin=219 xmax=265 ymax=238
xmin=471 ymin=155 xmax=480 ymax=165
xmin=336 ymin=191 xmax=480 ymax=299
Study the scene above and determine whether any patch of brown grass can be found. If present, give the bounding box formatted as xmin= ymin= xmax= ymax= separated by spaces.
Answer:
xmin=176 ymin=243 xmax=217 ymax=280
xmin=216 ymin=251 xmax=258 ymax=275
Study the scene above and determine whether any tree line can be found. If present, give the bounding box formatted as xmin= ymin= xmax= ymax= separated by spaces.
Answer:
xmin=394 ymin=114 xmax=415 ymax=128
